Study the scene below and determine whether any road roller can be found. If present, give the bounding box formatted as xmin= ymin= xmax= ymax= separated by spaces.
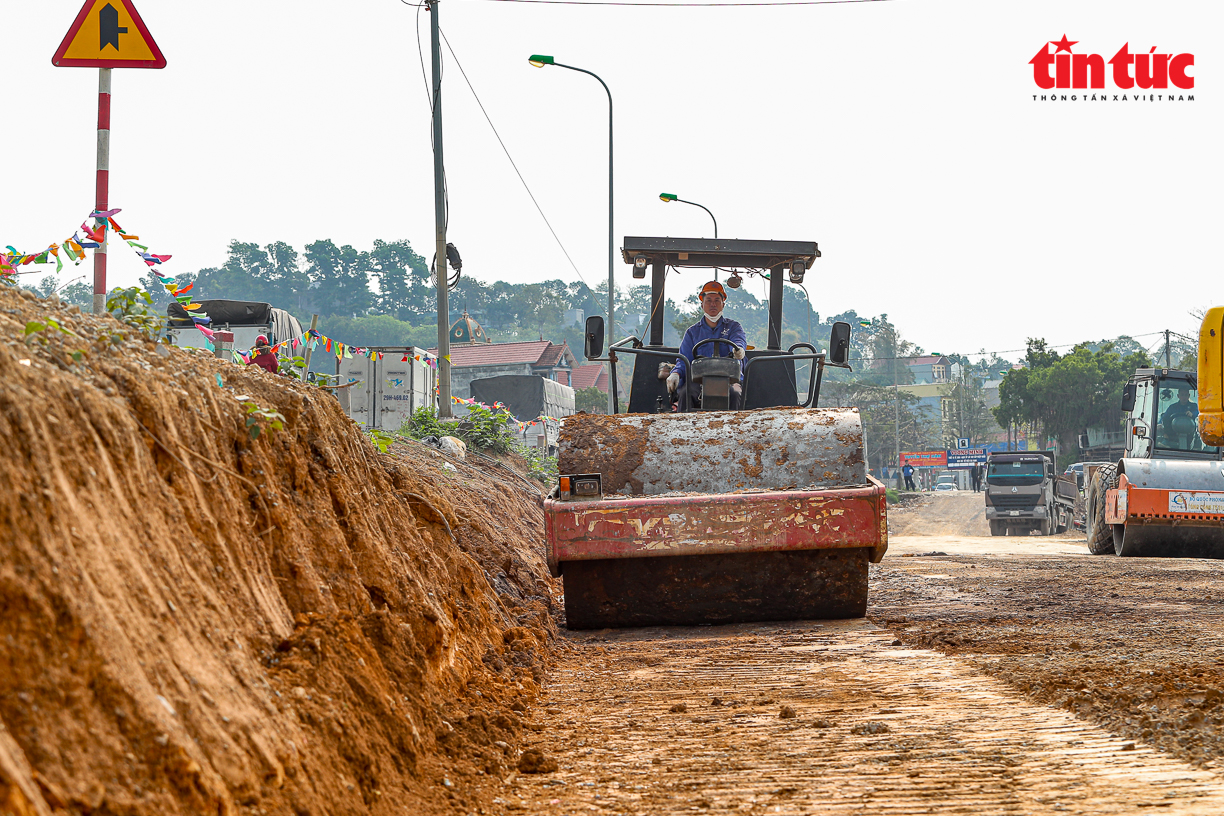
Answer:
xmin=542 ymin=237 xmax=887 ymax=629
xmin=1085 ymin=316 xmax=1224 ymax=556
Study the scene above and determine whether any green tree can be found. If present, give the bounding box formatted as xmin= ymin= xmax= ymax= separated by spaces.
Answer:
xmin=320 ymin=313 xmax=435 ymax=349
xmin=305 ymin=240 xmax=372 ymax=317
xmin=60 ymin=281 xmax=93 ymax=309
xmin=847 ymin=316 xmax=921 ymax=388
xmin=823 ymin=378 xmax=939 ymax=471
xmin=575 ymin=386 xmax=607 ymax=414
xmin=993 ymin=339 xmax=1151 ymax=454
xmin=526 ymin=281 xmax=568 ymax=339
xmin=194 ymin=241 xmax=277 ymax=303
xmin=265 ymin=241 xmax=310 ymax=313
xmin=370 ymin=239 xmax=430 ymax=320
xmin=670 ymin=302 xmax=703 ymax=337
xmin=567 ymin=280 xmax=601 ymax=319
xmin=31 ymin=275 xmax=58 ymax=297
xmin=941 ymin=372 xmax=994 ymax=448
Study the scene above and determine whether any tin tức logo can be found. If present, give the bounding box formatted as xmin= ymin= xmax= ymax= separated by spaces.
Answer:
xmin=1030 ymin=35 xmax=1194 ymax=101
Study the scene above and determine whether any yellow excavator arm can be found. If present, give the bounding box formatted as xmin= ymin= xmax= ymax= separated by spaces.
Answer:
xmin=1200 ymin=307 xmax=1224 ymax=446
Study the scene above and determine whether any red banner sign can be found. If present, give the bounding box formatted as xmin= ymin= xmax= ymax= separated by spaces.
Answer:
xmin=900 ymin=451 xmax=947 ymax=467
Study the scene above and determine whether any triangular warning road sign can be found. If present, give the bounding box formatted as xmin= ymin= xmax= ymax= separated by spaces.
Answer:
xmin=52 ymin=0 xmax=166 ymax=69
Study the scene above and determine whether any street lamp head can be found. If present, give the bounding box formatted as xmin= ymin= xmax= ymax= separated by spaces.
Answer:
xmin=528 ymin=54 xmax=555 ymax=67
xmin=659 ymin=193 xmax=677 ymax=202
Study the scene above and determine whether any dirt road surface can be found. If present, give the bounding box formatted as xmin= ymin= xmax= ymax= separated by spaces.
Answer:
xmin=503 ymin=492 xmax=1224 ymax=815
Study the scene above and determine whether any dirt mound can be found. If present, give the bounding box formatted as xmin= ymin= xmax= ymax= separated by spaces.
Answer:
xmin=889 ymin=491 xmax=1082 ymax=541
xmin=0 ymin=287 xmax=558 ymax=815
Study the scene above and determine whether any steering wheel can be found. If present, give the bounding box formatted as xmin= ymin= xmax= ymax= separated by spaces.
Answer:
xmin=679 ymin=338 xmax=740 ymax=414
xmin=1168 ymin=414 xmax=1198 ymax=449
xmin=691 ymin=338 xmax=738 ymax=360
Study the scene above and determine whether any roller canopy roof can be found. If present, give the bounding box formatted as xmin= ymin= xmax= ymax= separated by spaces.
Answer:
xmin=620 ymin=237 xmax=819 ymax=270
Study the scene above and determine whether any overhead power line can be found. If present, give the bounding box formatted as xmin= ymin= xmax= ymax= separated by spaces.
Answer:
xmin=858 ymin=331 xmax=1172 ymax=363
xmin=479 ymin=0 xmax=898 ymax=6
xmin=437 ymin=29 xmax=590 ymax=288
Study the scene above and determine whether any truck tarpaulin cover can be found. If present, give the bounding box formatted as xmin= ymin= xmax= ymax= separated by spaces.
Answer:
xmin=470 ymin=375 xmax=567 ymax=422
xmin=167 ymin=299 xmax=273 ymax=327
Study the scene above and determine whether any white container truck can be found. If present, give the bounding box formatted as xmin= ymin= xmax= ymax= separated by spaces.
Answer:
xmin=336 ymin=347 xmax=438 ymax=430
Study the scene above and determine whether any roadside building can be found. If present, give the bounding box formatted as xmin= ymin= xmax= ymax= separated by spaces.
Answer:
xmin=571 ymin=363 xmax=609 ymax=395
xmin=429 ymin=312 xmax=579 ymax=399
xmin=905 ymin=355 xmax=953 ymax=384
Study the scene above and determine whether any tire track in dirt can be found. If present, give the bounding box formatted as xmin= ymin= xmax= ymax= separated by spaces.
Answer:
xmin=506 ymin=620 xmax=1224 ymax=814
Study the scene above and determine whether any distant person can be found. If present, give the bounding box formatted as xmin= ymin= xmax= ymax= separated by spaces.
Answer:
xmin=902 ymin=463 xmax=916 ymax=491
xmin=248 ymin=335 xmax=280 ymax=375
xmin=971 ymin=462 xmax=983 ymax=492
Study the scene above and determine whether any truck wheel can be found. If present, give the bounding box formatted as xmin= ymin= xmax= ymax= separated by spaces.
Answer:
xmin=989 ymin=520 xmax=1004 ymax=536
xmin=1085 ymin=463 xmax=1118 ymax=555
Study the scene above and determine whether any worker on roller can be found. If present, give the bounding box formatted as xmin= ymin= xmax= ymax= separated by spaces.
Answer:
xmin=666 ymin=280 xmax=747 ymax=409
xmin=1161 ymin=384 xmax=1199 ymax=447
xmin=1162 ymin=384 xmax=1198 ymax=424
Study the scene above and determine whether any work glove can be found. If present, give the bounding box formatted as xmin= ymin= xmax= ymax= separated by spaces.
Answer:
xmin=732 ymin=345 xmax=746 ymax=360
xmin=666 ymin=372 xmax=680 ymax=393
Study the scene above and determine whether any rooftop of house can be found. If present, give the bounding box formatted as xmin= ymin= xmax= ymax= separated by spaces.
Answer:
xmin=906 ymin=355 xmax=949 ymax=367
xmin=427 ymin=340 xmax=576 ymax=369
xmin=571 ymin=363 xmax=609 ymax=392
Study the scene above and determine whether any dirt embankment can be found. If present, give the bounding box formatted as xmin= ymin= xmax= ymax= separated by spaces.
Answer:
xmin=0 ymin=286 xmax=558 ymax=815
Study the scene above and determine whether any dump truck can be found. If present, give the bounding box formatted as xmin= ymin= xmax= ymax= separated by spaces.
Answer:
xmin=542 ymin=237 xmax=887 ymax=629
xmin=166 ymin=299 xmax=303 ymax=354
xmin=1086 ymin=363 xmax=1224 ymax=557
xmin=984 ymin=450 xmax=1076 ymax=535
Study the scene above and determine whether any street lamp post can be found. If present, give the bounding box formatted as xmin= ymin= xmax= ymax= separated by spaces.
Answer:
xmin=529 ymin=54 xmax=615 ymax=414
xmin=658 ymin=193 xmax=718 ymax=239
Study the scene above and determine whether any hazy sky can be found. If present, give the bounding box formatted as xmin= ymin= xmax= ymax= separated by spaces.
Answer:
xmin=5 ymin=0 xmax=1218 ymax=360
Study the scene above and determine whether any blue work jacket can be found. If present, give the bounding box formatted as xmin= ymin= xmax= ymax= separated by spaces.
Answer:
xmin=674 ymin=316 xmax=747 ymax=384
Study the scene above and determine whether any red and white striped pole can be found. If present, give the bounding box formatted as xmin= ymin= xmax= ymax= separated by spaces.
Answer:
xmin=93 ymin=67 xmax=111 ymax=315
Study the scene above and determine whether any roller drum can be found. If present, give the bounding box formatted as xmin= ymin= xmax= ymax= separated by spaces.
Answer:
xmin=557 ymin=408 xmax=867 ymax=496
xmin=1114 ymin=458 xmax=1224 ymax=558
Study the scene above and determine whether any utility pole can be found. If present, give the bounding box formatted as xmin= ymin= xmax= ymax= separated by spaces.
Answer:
xmin=892 ymin=328 xmax=900 ymax=469
xmin=430 ymin=1 xmax=452 ymax=418
xmin=957 ymin=362 xmax=966 ymax=442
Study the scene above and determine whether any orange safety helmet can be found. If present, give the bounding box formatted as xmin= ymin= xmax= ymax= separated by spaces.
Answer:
xmin=698 ymin=280 xmax=726 ymax=299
